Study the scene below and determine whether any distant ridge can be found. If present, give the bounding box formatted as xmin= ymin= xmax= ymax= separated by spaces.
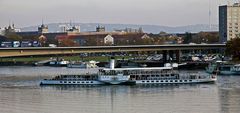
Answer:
xmin=21 ymin=23 xmax=218 ymax=34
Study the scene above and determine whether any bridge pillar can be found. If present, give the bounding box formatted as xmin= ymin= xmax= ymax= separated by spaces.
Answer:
xmin=176 ymin=50 xmax=181 ymax=63
xmin=169 ymin=50 xmax=174 ymax=62
xmin=163 ymin=50 xmax=167 ymax=63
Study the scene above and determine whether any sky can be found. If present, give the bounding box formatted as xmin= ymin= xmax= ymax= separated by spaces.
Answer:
xmin=0 ymin=0 xmax=232 ymax=28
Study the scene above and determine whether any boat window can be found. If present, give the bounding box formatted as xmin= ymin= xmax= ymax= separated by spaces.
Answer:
xmin=60 ymin=81 xmax=62 ymax=83
xmin=77 ymin=82 xmax=80 ymax=83
xmin=156 ymin=81 xmax=159 ymax=82
xmin=180 ymin=80 xmax=182 ymax=82
xmin=170 ymin=80 xmax=173 ymax=82
xmin=68 ymin=81 xmax=71 ymax=83
xmin=175 ymin=80 xmax=178 ymax=82
xmin=82 ymin=82 xmax=84 ymax=83
xmin=189 ymin=80 xmax=192 ymax=82
xmin=151 ymin=81 xmax=154 ymax=82
xmin=73 ymin=82 xmax=75 ymax=83
xmin=161 ymin=80 xmax=163 ymax=82
xmin=142 ymin=81 xmax=145 ymax=82
xmin=184 ymin=80 xmax=187 ymax=82
xmin=64 ymin=81 xmax=67 ymax=83
xmin=147 ymin=81 xmax=149 ymax=82
xmin=91 ymin=81 xmax=93 ymax=83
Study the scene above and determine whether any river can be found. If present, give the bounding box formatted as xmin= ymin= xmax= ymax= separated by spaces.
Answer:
xmin=0 ymin=66 xmax=240 ymax=113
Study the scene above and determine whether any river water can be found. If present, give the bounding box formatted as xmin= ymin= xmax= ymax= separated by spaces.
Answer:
xmin=0 ymin=66 xmax=240 ymax=113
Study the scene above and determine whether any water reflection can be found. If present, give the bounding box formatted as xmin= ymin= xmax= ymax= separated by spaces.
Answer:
xmin=218 ymin=76 xmax=240 ymax=113
xmin=37 ymin=84 xmax=220 ymax=113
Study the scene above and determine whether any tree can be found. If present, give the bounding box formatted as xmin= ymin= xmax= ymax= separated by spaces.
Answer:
xmin=183 ymin=32 xmax=192 ymax=44
xmin=58 ymin=38 xmax=79 ymax=47
xmin=226 ymin=37 xmax=240 ymax=60
xmin=192 ymin=32 xmax=219 ymax=44
xmin=159 ymin=31 xmax=167 ymax=35
xmin=85 ymin=37 xmax=98 ymax=46
xmin=153 ymin=37 xmax=165 ymax=45
xmin=140 ymin=38 xmax=154 ymax=45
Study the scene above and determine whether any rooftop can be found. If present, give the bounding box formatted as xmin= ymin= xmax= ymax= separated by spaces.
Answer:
xmin=102 ymin=67 xmax=173 ymax=71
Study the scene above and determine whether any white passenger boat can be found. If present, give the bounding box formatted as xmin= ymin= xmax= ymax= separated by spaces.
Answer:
xmin=40 ymin=59 xmax=217 ymax=85
xmin=206 ymin=61 xmax=240 ymax=75
xmin=67 ymin=60 xmax=99 ymax=68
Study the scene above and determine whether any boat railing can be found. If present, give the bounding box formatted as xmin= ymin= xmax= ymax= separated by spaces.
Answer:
xmin=179 ymin=72 xmax=208 ymax=79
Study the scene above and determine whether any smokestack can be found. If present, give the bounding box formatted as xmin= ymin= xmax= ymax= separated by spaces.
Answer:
xmin=110 ymin=57 xmax=115 ymax=69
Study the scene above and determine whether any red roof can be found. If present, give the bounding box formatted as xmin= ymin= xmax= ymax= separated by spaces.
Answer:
xmin=55 ymin=33 xmax=146 ymax=40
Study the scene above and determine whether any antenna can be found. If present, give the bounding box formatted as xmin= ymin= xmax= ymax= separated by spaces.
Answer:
xmin=42 ymin=18 xmax=44 ymax=25
xmin=12 ymin=21 xmax=15 ymax=28
xmin=72 ymin=19 xmax=75 ymax=26
xmin=8 ymin=19 xmax=11 ymax=26
xmin=209 ymin=0 xmax=211 ymax=31
xmin=218 ymin=0 xmax=221 ymax=7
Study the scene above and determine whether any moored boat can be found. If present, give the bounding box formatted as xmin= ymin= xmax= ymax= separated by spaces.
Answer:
xmin=67 ymin=60 xmax=99 ymax=68
xmin=40 ymin=58 xmax=217 ymax=85
xmin=206 ymin=61 xmax=240 ymax=75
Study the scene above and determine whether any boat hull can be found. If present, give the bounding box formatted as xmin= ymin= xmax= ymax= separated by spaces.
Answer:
xmin=40 ymin=78 xmax=216 ymax=85
xmin=134 ymin=78 xmax=216 ymax=84
xmin=40 ymin=80 xmax=104 ymax=85
xmin=219 ymin=71 xmax=240 ymax=75
xmin=99 ymin=80 xmax=134 ymax=85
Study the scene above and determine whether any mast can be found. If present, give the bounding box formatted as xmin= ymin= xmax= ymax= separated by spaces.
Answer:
xmin=209 ymin=0 xmax=211 ymax=31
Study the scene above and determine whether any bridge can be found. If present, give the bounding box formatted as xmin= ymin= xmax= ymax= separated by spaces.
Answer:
xmin=0 ymin=44 xmax=226 ymax=57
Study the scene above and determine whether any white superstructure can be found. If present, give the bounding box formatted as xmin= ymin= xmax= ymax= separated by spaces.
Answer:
xmin=206 ymin=62 xmax=240 ymax=75
xmin=40 ymin=59 xmax=217 ymax=85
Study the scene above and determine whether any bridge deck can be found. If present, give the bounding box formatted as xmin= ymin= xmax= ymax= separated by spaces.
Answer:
xmin=0 ymin=44 xmax=226 ymax=57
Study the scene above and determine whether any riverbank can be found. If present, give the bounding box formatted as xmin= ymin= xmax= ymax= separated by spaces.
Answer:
xmin=0 ymin=56 xmax=132 ymax=66
xmin=0 ymin=61 xmax=34 ymax=66
xmin=0 ymin=55 xmax=229 ymax=70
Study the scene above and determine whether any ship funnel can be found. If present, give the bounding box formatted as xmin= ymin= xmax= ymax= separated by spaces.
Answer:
xmin=110 ymin=57 xmax=115 ymax=69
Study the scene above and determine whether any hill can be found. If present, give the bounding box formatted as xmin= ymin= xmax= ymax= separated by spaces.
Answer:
xmin=21 ymin=23 xmax=218 ymax=34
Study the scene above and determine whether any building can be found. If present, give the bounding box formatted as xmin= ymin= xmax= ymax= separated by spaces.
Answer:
xmin=16 ymin=23 xmax=68 ymax=42
xmin=56 ymin=33 xmax=115 ymax=46
xmin=3 ymin=24 xmax=21 ymax=34
xmin=12 ymin=23 xmax=149 ymax=46
xmin=0 ymin=27 xmax=5 ymax=35
xmin=112 ymin=33 xmax=149 ymax=45
xmin=62 ymin=25 xmax=81 ymax=33
xmin=114 ymin=27 xmax=143 ymax=33
xmin=104 ymin=34 xmax=114 ymax=45
xmin=96 ymin=25 xmax=105 ymax=32
xmin=38 ymin=24 xmax=48 ymax=34
xmin=55 ymin=32 xmax=149 ymax=46
xmin=0 ymin=35 xmax=7 ymax=42
xmin=219 ymin=3 xmax=240 ymax=43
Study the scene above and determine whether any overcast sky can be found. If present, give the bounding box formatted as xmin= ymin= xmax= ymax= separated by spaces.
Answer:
xmin=0 ymin=0 xmax=232 ymax=28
